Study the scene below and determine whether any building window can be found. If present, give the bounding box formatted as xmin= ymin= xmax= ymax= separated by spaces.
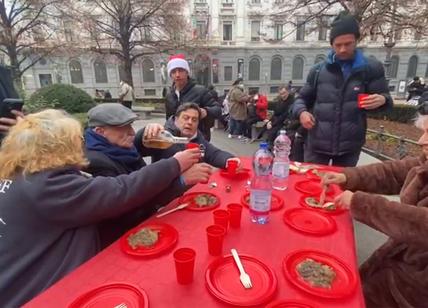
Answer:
xmin=251 ymin=0 xmax=260 ymax=3
xmin=314 ymin=55 xmax=326 ymax=64
xmin=318 ymin=16 xmax=329 ymax=41
xmin=248 ymin=58 xmax=260 ymax=81
xmin=270 ymin=57 xmax=282 ymax=80
xmin=270 ymin=86 xmax=279 ymax=93
xmin=414 ymin=30 xmax=422 ymax=41
xmin=63 ymin=20 xmax=74 ymax=42
xmin=248 ymin=87 xmax=259 ymax=94
xmin=144 ymin=89 xmax=156 ymax=96
xmin=296 ymin=18 xmax=305 ymax=41
xmin=389 ymin=55 xmax=399 ymax=79
xmin=223 ymin=22 xmax=232 ymax=41
xmin=274 ymin=23 xmax=283 ymax=40
xmin=118 ymin=65 xmax=127 ymax=82
xmin=395 ymin=29 xmax=402 ymax=41
xmin=224 ymin=66 xmax=233 ymax=81
xmin=94 ymin=59 xmax=108 ymax=83
xmin=251 ymin=21 xmax=260 ymax=41
xmin=407 ymin=55 xmax=418 ymax=78
xmin=425 ymin=64 xmax=428 ymax=78
xmin=142 ymin=59 xmax=155 ymax=83
xmin=292 ymin=56 xmax=304 ymax=80
xmin=39 ymin=74 xmax=52 ymax=87
xmin=69 ymin=59 xmax=83 ymax=84
xmin=196 ymin=20 xmax=207 ymax=39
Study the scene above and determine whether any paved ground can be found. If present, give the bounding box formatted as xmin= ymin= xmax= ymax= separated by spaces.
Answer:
xmin=133 ymin=114 xmax=389 ymax=265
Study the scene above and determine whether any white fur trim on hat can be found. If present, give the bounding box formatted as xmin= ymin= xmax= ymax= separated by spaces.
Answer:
xmin=167 ymin=58 xmax=190 ymax=76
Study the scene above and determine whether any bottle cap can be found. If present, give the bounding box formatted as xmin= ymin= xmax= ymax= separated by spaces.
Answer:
xmin=279 ymin=130 xmax=287 ymax=134
xmin=259 ymin=142 xmax=268 ymax=149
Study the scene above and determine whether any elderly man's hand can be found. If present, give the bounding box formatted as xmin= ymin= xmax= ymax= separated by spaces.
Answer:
xmin=0 ymin=110 xmax=24 ymax=132
xmin=299 ymin=111 xmax=315 ymax=129
xmin=173 ymin=148 xmax=201 ymax=172
xmin=360 ymin=94 xmax=386 ymax=110
xmin=266 ymin=121 xmax=272 ymax=130
xmin=334 ymin=190 xmax=354 ymax=210
xmin=200 ymin=108 xmax=207 ymax=119
xmin=181 ymin=163 xmax=212 ymax=185
xmin=143 ymin=123 xmax=164 ymax=139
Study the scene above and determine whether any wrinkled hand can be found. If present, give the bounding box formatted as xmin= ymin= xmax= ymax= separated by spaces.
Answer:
xmin=334 ymin=190 xmax=354 ymax=210
xmin=225 ymin=157 xmax=241 ymax=169
xmin=266 ymin=121 xmax=272 ymax=130
xmin=173 ymin=148 xmax=201 ymax=172
xmin=360 ymin=94 xmax=386 ymax=110
xmin=143 ymin=123 xmax=164 ymax=139
xmin=321 ymin=172 xmax=347 ymax=186
xmin=299 ymin=111 xmax=315 ymax=129
xmin=181 ymin=163 xmax=213 ymax=185
xmin=0 ymin=110 xmax=24 ymax=132
xmin=200 ymin=108 xmax=207 ymax=119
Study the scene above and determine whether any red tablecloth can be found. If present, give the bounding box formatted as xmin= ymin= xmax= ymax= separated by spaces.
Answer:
xmin=25 ymin=159 xmax=365 ymax=308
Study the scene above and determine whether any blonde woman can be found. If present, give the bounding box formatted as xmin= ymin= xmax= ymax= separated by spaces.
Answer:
xmin=0 ymin=109 xmax=200 ymax=307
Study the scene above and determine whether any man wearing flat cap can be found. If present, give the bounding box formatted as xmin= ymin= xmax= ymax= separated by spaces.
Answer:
xmin=84 ymin=103 xmax=211 ymax=247
xmin=293 ymin=11 xmax=392 ymax=167
xmin=165 ymin=54 xmax=221 ymax=141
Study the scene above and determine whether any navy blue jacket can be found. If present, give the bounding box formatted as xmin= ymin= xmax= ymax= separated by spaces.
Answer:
xmin=293 ymin=49 xmax=392 ymax=156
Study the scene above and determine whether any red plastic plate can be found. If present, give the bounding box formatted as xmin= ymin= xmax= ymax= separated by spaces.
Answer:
xmin=294 ymin=180 xmax=340 ymax=197
xmin=283 ymin=250 xmax=357 ymax=299
xmin=283 ymin=208 xmax=337 ymax=236
xmin=120 ymin=223 xmax=178 ymax=257
xmin=179 ymin=191 xmax=220 ymax=211
xmin=265 ymin=299 xmax=314 ymax=308
xmin=206 ymin=254 xmax=277 ymax=306
xmin=69 ymin=283 xmax=148 ymax=308
xmin=241 ymin=192 xmax=284 ymax=211
xmin=219 ymin=168 xmax=251 ymax=180
xmin=298 ymin=195 xmax=345 ymax=215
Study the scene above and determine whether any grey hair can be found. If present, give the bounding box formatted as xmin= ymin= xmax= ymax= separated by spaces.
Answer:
xmin=414 ymin=114 xmax=428 ymax=129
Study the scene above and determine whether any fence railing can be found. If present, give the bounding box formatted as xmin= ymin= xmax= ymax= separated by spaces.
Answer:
xmin=363 ymin=125 xmax=419 ymax=161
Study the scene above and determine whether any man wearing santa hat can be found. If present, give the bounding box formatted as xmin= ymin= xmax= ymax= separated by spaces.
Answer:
xmin=165 ymin=54 xmax=221 ymax=141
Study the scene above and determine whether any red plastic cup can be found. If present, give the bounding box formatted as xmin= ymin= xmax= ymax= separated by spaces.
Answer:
xmin=173 ymin=247 xmax=196 ymax=284
xmin=206 ymin=225 xmax=226 ymax=256
xmin=227 ymin=203 xmax=243 ymax=228
xmin=213 ymin=209 xmax=230 ymax=231
xmin=358 ymin=93 xmax=369 ymax=109
xmin=186 ymin=142 xmax=199 ymax=150
xmin=226 ymin=160 xmax=238 ymax=175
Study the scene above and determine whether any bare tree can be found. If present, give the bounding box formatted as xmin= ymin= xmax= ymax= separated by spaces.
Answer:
xmin=72 ymin=0 xmax=188 ymax=86
xmin=0 ymin=0 xmax=66 ymax=88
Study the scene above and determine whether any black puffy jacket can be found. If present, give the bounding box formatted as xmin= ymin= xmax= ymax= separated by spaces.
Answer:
xmin=293 ymin=49 xmax=392 ymax=156
xmin=165 ymin=79 xmax=221 ymax=138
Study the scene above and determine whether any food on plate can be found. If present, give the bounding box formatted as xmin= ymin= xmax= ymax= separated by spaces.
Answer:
xmin=194 ymin=194 xmax=217 ymax=207
xmin=127 ymin=228 xmax=160 ymax=249
xmin=296 ymin=258 xmax=336 ymax=288
xmin=305 ymin=197 xmax=336 ymax=211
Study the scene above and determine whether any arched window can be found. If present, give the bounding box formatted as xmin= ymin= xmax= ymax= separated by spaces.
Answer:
xmin=292 ymin=56 xmax=304 ymax=80
xmin=69 ymin=59 xmax=83 ymax=84
xmin=314 ymin=54 xmax=326 ymax=64
xmin=407 ymin=55 xmax=418 ymax=78
xmin=389 ymin=55 xmax=399 ymax=79
xmin=142 ymin=58 xmax=155 ymax=83
xmin=248 ymin=58 xmax=260 ymax=81
xmin=425 ymin=63 xmax=428 ymax=78
xmin=270 ymin=56 xmax=282 ymax=81
xmin=94 ymin=59 xmax=108 ymax=83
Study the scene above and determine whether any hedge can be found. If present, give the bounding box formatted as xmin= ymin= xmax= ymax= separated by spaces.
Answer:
xmin=367 ymin=104 xmax=418 ymax=123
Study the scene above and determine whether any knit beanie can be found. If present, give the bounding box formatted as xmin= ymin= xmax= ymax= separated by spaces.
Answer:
xmin=330 ymin=11 xmax=360 ymax=44
xmin=167 ymin=54 xmax=190 ymax=76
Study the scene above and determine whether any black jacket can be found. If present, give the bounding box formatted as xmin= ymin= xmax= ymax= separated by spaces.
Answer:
xmin=271 ymin=94 xmax=295 ymax=128
xmin=135 ymin=117 xmax=234 ymax=169
xmin=165 ymin=79 xmax=221 ymax=136
xmin=293 ymin=49 xmax=392 ymax=156
xmin=84 ymin=150 xmax=186 ymax=247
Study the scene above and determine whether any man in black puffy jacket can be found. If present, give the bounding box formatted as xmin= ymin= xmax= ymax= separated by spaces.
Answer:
xmin=165 ymin=54 xmax=221 ymax=141
xmin=293 ymin=12 xmax=392 ymax=167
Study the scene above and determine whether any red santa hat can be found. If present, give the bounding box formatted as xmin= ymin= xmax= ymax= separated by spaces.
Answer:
xmin=167 ymin=54 xmax=190 ymax=76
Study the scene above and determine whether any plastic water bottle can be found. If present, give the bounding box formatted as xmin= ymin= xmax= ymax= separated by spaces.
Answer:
xmin=250 ymin=142 xmax=273 ymax=224
xmin=272 ymin=130 xmax=291 ymax=190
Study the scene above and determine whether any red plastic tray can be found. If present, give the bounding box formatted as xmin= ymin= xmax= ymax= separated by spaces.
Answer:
xmin=283 ymin=208 xmax=337 ymax=236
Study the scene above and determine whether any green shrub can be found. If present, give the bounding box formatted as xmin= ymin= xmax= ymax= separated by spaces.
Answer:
xmin=27 ymin=84 xmax=95 ymax=113
xmin=367 ymin=104 xmax=418 ymax=123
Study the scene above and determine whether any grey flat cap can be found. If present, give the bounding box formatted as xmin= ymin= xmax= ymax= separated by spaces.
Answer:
xmin=88 ymin=103 xmax=139 ymax=127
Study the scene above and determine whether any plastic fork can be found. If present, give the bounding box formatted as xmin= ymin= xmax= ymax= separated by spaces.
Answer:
xmin=231 ymin=249 xmax=252 ymax=289
xmin=156 ymin=203 xmax=189 ymax=218
xmin=114 ymin=303 xmax=127 ymax=308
